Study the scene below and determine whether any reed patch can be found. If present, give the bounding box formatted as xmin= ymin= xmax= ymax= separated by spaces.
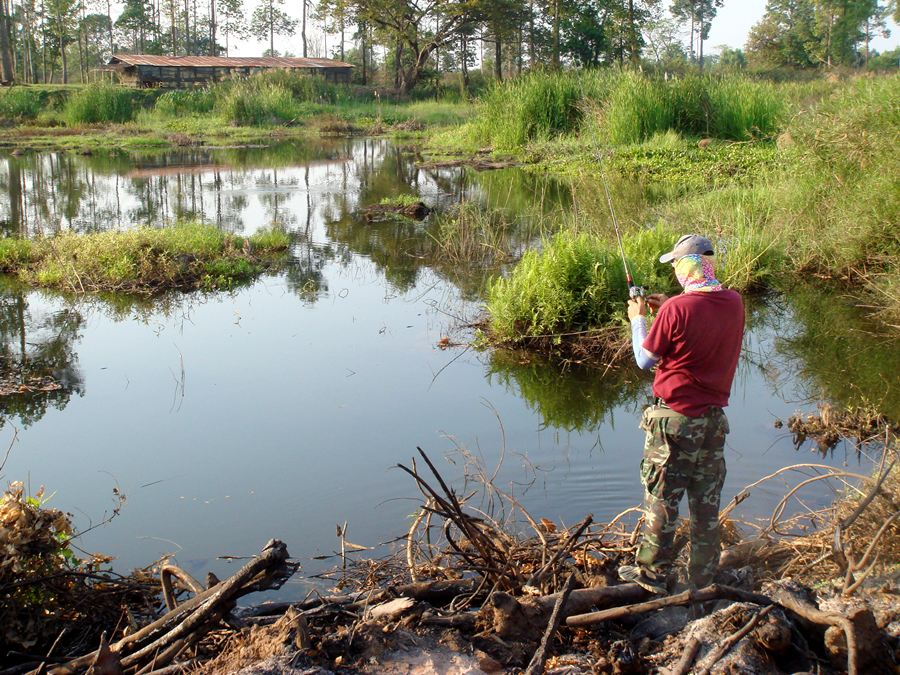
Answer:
xmin=0 ymin=224 xmax=290 ymax=294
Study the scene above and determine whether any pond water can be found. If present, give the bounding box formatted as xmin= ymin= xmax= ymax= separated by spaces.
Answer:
xmin=0 ymin=139 xmax=896 ymax=597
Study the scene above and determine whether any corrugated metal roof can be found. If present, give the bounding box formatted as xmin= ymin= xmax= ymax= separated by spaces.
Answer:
xmin=109 ymin=54 xmax=353 ymax=69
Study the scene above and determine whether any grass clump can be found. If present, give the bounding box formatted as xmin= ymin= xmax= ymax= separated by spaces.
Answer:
xmin=154 ymin=89 xmax=216 ymax=116
xmin=379 ymin=194 xmax=421 ymax=208
xmin=216 ymin=80 xmax=296 ymax=126
xmin=486 ymin=225 xmax=678 ymax=344
xmin=0 ymin=88 xmax=45 ymax=122
xmin=780 ymin=74 xmax=899 ymax=276
xmin=471 ymin=71 xmax=588 ymax=151
xmin=63 ymin=84 xmax=136 ymax=125
xmin=1 ymin=224 xmax=290 ymax=294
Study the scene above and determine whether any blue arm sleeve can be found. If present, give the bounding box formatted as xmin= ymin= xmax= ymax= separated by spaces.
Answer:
xmin=631 ymin=316 xmax=659 ymax=370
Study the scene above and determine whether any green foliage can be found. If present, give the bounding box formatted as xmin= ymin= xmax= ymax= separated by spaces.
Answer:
xmin=451 ymin=71 xmax=786 ymax=151
xmin=0 ymin=224 xmax=290 ymax=294
xmin=486 ymin=225 xmax=680 ymax=341
xmin=154 ymin=89 xmax=216 ymax=116
xmin=472 ymin=71 xmax=589 ymax=151
xmin=0 ymin=88 xmax=45 ymax=122
xmin=216 ymin=79 xmax=297 ymax=126
xmin=63 ymin=85 xmax=136 ymax=125
xmin=0 ymin=238 xmax=34 ymax=270
xmin=781 ymin=74 xmax=900 ymax=275
xmin=253 ymin=70 xmax=349 ymax=104
xmin=379 ymin=194 xmax=421 ymax=207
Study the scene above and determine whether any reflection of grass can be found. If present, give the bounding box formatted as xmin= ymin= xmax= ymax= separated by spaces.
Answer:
xmin=0 ymin=224 xmax=290 ymax=294
xmin=777 ymin=285 xmax=900 ymax=419
xmin=487 ymin=350 xmax=648 ymax=432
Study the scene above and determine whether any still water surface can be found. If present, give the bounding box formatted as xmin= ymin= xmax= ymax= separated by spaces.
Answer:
xmin=0 ymin=139 xmax=893 ymax=596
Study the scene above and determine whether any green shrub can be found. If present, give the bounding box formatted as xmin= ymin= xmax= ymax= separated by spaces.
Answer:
xmin=64 ymin=85 xmax=135 ymax=125
xmin=706 ymin=77 xmax=784 ymax=139
xmin=0 ymin=88 xmax=44 ymax=122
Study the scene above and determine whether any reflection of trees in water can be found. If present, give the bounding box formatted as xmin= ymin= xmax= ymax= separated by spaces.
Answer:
xmin=487 ymin=351 xmax=648 ymax=433
xmin=0 ymin=288 xmax=85 ymax=428
xmin=757 ymin=287 xmax=900 ymax=419
xmin=0 ymin=142 xmax=353 ymax=236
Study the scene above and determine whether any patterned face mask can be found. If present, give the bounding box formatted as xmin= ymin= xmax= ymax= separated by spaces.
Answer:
xmin=673 ymin=254 xmax=722 ymax=292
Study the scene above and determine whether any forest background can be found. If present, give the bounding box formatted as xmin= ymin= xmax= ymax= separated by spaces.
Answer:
xmin=0 ymin=0 xmax=897 ymax=93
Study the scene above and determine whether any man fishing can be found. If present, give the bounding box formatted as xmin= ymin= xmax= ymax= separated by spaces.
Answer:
xmin=618 ymin=234 xmax=745 ymax=595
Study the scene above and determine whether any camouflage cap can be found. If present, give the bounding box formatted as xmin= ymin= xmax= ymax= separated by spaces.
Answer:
xmin=659 ymin=234 xmax=715 ymax=263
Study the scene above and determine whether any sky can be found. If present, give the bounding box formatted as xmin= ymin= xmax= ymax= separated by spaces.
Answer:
xmin=220 ymin=0 xmax=900 ymax=60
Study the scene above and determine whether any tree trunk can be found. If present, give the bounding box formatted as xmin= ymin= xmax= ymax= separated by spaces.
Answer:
xmin=269 ymin=1 xmax=274 ymax=54
xmin=301 ymin=0 xmax=307 ymax=57
xmin=552 ymin=0 xmax=560 ymax=69
xmin=460 ymin=35 xmax=468 ymax=93
xmin=360 ymin=21 xmax=367 ymax=84
xmin=0 ymin=0 xmax=15 ymax=84
xmin=107 ymin=0 xmax=114 ymax=54
xmin=627 ymin=0 xmax=639 ymax=65
xmin=528 ymin=0 xmax=534 ymax=68
xmin=209 ymin=0 xmax=216 ymax=54
xmin=494 ymin=30 xmax=501 ymax=81
xmin=698 ymin=14 xmax=704 ymax=70
xmin=394 ymin=38 xmax=401 ymax=88
xmin=57 ymin=16 xmax=68 ymax=84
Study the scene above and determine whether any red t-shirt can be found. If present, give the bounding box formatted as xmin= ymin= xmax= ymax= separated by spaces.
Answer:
xmin=643 ymin=289 xmax=744 ymax=417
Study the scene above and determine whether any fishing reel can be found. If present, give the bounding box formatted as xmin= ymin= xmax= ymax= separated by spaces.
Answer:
xmin=629 ymin=285 xmax=647 ymax=299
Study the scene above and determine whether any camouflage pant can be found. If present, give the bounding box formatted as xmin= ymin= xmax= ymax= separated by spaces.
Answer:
xmin=635 ymin=405 xmax=728 ymax=588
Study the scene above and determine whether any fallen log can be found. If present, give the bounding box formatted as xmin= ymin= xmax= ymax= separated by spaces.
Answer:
xmin=524 ymin=575 xmax=576 ymax=675
xmin=491 ymin=583 xmax=647 ymax=640
xmin=565 ymin=584 xmax=773 ymax=627
xmin=48 ymin=539 xmax=292 ymax=675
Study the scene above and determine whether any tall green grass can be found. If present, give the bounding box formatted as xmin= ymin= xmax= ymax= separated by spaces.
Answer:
xmin=486 ymin=225 xmax=679 ymax=341
xmin=154 ymin=89 xmax=216 ymax=116
xmin=780 ymin=74 xmax=900 ymax=274
xmin=446 ymin=70 xmax=786 ymax=151
xmin=216 ymin=80 xmax=297 ymax=126
xmin=64 ymin=84 xmax=136 ymax=125
xmin=0 ymin=88 xmax=45 ymax=122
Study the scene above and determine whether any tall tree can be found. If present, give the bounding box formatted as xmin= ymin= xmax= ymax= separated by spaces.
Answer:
xmin=670 ymin=0 xmax=723 ymax=68
xmin=482 ymin=0 xmax=528 ymax=81
xmin=250 ymin=0 xmax=296 ymax=54
xmin=746 ymin=0 xmax=818 ymax=68
xmin=338 ymin=0 xmax=490 ymax=93
xmin=0 ymin=0 xmax=16 ymax=82
xmin=217 ymin=0 xmax=246 ymax=54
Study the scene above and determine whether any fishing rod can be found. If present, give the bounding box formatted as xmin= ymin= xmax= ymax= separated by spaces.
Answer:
xmin=601 ymin=173 xmax=645 ymax=299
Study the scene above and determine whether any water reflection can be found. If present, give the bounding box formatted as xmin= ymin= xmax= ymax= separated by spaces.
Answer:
xmin=487 ymin=352 xmax=647 ymax=433
xmin=0 ymin=284 xmax=84 ymax=427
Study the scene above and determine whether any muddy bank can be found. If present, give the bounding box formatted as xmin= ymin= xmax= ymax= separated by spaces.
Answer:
xmin=2 ymin=406 xmax=898 ymax=674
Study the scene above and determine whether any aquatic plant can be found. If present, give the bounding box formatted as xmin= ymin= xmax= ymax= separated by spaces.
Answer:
xmin=63 ymin=84 xmax=136 ymax=125
xmin=0 ymin=224 xmax=290 ymax=294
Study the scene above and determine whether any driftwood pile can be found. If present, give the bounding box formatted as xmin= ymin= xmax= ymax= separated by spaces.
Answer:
xmin=2 ymin=406 xmax=899 ymax=674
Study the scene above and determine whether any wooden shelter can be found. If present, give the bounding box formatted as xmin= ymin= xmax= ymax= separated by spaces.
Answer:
xmin=106 ymin=55 xmax=353 ymax=88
